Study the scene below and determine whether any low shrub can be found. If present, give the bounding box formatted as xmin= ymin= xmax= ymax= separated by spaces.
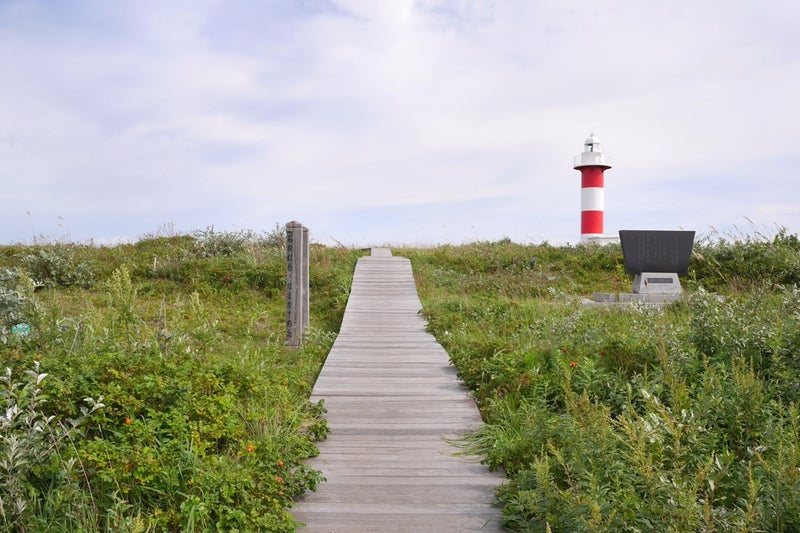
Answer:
xmin=22 ymin=244 xmax=95 ymax=288
xmin=0 ymin=362 xmax=105 ymax=531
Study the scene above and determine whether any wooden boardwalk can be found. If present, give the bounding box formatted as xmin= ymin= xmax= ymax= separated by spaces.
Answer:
xmin=292 ymin=249 xmax=505 ymax=532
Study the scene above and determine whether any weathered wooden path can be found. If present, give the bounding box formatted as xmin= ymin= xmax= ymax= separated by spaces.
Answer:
xmin=292 ymin=248 xmax=505 ymax=532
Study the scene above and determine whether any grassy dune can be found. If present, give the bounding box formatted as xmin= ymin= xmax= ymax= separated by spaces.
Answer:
xmin=406 ymin=234 xmax=800 ymax=532
xmin=1 ymin=229 xmax=362 ymax=531
xmin=2 ymin=229 xmax=799 ymax=531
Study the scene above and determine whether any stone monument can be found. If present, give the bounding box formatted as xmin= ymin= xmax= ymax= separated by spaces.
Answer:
xmin=619 ymin=230 xmax=695 ymax=298
xmin=589 ymin=229 xmax=695 ymax=306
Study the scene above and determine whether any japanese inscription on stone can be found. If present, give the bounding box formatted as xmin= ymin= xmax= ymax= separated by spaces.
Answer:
xmin=285 ymin=228 xmax=295 ymax=340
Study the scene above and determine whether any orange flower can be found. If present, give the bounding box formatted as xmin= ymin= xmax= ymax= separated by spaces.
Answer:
xmin=124 ymin=417 xmax=132 ymax=425
xmin=247 ymin=444 xmax=255 ymax=453
xmin=276 ymin=476 xmax=284 ymax=484
xmin=277 ymin=460 xmax=284 ymax=468
xmin=569 ymin=361 xmax=577 ymax=368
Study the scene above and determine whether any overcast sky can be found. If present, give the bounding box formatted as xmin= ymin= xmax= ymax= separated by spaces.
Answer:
xmin=1 ymin=0 xmax=798 ymax=246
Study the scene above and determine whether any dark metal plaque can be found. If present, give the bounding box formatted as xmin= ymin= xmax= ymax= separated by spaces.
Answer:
xmin=619 ymin=230 xmax=695 ymax=275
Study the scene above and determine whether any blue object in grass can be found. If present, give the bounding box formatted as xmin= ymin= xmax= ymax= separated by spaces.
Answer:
xmin=11 ymin=323 xmax=30 ymax=336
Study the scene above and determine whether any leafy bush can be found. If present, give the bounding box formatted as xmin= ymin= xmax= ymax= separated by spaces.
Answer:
xmin=22 ymin=244 xmax=95 ymax=288
xmin=0 ymin=270 xmax=38 ymax=344
xmin=193 ymin=225 xmax=285 ymax=259
xmin=0 ymin=363 xmax=104 ymax=531
xmin=0 ymin=270 xmax=25 ymax=328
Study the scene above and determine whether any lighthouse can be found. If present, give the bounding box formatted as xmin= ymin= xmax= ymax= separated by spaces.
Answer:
xmin=574 ymin=133 xmax=611 ymax=242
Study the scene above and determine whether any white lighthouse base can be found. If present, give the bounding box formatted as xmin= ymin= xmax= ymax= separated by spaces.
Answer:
xmin=632 ymin=272 xmax=682 ymax=294
xmin=580 ymin=234 xmax=620 ymax=245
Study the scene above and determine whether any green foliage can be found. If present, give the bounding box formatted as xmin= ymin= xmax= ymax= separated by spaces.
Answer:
xmin=192 ymin=225 xmax=286 ymax=259
xmin=402 ymin=240 xmax=628 ymax=299
xmin=0 ymin=362 xmax=105 ymax=531
xmin=0 ymin=232 xmax=361 ymax=531
xmin=412 ymin=236 xmax=800 ymax=532
xmin=4 ymin=229 xmax=798 ymax=531
xmin=0 ymin=270 xmax=38 ymax=344
xmin=690 ymin=228 xmax=800 ymax=291
xmin=0 ymin=270 xmax=26 ymax=330
xmin=21 ymin=244 xmax=95 ymax=288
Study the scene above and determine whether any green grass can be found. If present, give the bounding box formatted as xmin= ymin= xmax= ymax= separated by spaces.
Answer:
xmin=2 ymin=230 xmax=800 ymax=531
xmin=1 ymin=230 xmax=363 ymax=531
xmin=404 ymin=235 xmax=800 ymax=532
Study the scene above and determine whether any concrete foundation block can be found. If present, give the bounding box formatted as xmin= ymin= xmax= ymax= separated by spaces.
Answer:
xmin=592 ymin=292 xmax=618 ymax=302
xmin=632 ymin=272 xmax=682 ymax=294
xmin=618 ymin=293 xmax=682 ymax=304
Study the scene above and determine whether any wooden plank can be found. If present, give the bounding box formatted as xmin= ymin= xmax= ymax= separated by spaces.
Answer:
xmin=292 ymin=249 xmax=505 ymax=532
xmin=294 ymin=513 xmax=498 ymax=532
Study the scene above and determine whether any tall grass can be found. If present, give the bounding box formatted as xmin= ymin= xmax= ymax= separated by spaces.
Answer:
xmin=0 ymin=229 xmax=362 ymax=531
xmin=406 ymin=234 xmax=800 ymax=532
xmin=4 ymin=228 xmax=799 ymax=531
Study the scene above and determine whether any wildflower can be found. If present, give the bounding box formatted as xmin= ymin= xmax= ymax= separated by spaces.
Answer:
xmin=124 ymin=417 xmax=132 ymax=425
xmin=561 ymin=347 xmax=568 ymax=354
xmin=570 ymin=361 xmax=577 ymax=368
xmin=277 ymin=460 xmax=285 ymax=468
xmin=35 ymin=353 xmax=43 ymax=361
xmin=247 ymin=444 xmax=255 ymax=453
xmin=276 ymin=476 xmax=284 ymax=484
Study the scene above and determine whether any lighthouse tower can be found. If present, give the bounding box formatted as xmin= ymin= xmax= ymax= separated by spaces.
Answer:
xmin=574 ymin=133 xmax=611 ymax=242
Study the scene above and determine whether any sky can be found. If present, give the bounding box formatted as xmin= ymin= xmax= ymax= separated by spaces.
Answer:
xmin=1 ymin=0 xmax=798 ymax=247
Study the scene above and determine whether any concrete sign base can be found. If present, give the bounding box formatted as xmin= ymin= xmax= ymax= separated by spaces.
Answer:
xmin=632 ymin=272 xmax=682 ymax=294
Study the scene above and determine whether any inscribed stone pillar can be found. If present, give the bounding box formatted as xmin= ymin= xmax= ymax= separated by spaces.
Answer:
xmin=285 ymin=221 xmax=309 ymax=346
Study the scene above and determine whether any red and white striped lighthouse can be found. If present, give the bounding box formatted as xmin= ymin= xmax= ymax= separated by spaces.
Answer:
xmin=574 ymin=133 xmax=611 ymax=241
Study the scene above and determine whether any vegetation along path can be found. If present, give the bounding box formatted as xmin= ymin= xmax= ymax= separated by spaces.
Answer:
xmin=292 ymin=248 xmax=505 ymax=532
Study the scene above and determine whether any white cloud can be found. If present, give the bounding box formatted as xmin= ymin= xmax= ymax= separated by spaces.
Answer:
xmin=0 ymin=0 xmax=798 ymax=244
